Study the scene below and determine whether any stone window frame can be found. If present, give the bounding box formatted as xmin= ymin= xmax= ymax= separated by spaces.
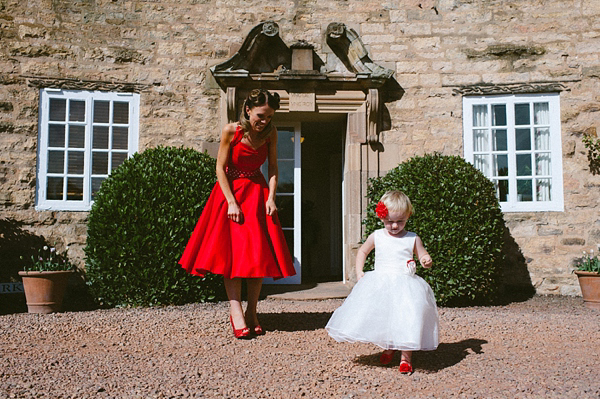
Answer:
xmin=36 ymin=89 xmax=140 ymax=211
xmin=462 ymin=93 xmax=564 ymax=212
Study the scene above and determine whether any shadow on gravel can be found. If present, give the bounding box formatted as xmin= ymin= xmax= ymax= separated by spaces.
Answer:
xmin=259 ymin=311 xmax=333 ymax=332
xmin=353 ymin=338 xmax=487 ymax=373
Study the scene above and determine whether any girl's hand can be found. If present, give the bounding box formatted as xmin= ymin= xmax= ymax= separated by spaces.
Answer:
xmin=265 ymin=198 xmax=277 ymax=216
xmin=357 ymin=270 xmax=365 ymax=281
xmin=419 ymin=255 xmax=433 ymax=268
xmin=228 ymin=202 xmax=242 ymax=223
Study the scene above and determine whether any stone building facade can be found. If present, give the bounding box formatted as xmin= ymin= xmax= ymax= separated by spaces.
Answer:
xmin=1 ymin=0 xmax=599 ymax=295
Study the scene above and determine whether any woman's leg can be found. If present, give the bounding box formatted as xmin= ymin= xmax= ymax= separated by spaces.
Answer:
xmin=244 ymin=278 xmax=263 ymax=327
xmin=224 ymin=277 xmax=246 ymax=329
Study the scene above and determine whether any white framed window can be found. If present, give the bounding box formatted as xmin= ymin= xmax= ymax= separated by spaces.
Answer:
xmin=36 ymin=89 xmax=140 ymax=211
xmin=463 ymin=93 xmax=564 ymax=212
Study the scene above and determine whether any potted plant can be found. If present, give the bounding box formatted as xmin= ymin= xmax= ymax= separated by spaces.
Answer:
xmin=18 ymin=245 xmax=75 ymax=313
xmin=573 ymin=246 xmax=600 ymax=310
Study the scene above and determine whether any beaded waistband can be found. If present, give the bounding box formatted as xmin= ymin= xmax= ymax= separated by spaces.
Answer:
xmin=226 ymin=166 xmax=262 ymax=179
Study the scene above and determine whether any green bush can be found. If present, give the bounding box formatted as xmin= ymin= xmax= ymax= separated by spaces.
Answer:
xmin=85 ymin=146 xmax=224 ymax=307
xmin=364 ymin=153 xmax=505 ymax=306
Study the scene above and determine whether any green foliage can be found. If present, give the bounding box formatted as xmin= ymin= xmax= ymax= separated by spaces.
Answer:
xmin=85 ymin=146 xmax=224 ymax=307
xmin=23 ymin=244 xmax=75 ymax=272
xmin=575 ymin=248 xmax=600 ymax=273
xmin=364 ymin=153 xmax=505 ymax=306
xmin=582 ymin=133 xmax=600 ymax=175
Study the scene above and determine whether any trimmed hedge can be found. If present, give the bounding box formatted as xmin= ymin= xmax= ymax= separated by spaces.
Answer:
xmin=85 ymin=146 xmax=223 ymax=307
xmin=364 ymin=153 xmax=505 ymax=306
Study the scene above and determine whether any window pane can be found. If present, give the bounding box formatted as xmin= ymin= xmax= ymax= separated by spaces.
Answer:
xmin=474 ymin=154 xmax=489 ymax=176
xmin=473 ymin=129 xmax=488 ymax=152
xmin=91 ymin=177 xmax=105 ymax=200
xmin=66 ymin=177 xmax=83 ymax=200
xmin=492 ymin=129 xmax=507 ymax=151
xmin=276 ymin=195 xmax=294 ymax=228
xmin=515 ymin=103 xmax=530 ymax=125
xmin=111 ymin=153 xmax=128 ymax=170
xmin=496 ymin=179 xmax=509 ymax=202
xmin=46 ymin=177 xmax=63 ymax=200
xmin=277 ymin=129 xmax=294 ymax=159
xmin=533 ymin=102 xmax=549 ymax=125
xmin=67 ymin=151 xmax=84 ymax=174
xmin=536 ymin=179 xmax=552 ymax=201
xmin=515 ymin=128 xmax=531 ymax=151
xmin=93 ymin=126 xmax=109 ymax=149
xmin=517 ymin=179 xmax=533 ymax=202
xmin=517 ymin=154 xmax=532 ymax=176
xmin=282 ymin=229 xmax=294 ymax=259
xmin=277 ymin=160 xmax=294 ymax=193
xmin=535 ymin=127 xmax=550 ymax=150
xmin=68 ymin=125 xmax=85 ymax=148
xmin=93 ymin=101 xmax=110 ymax=123
xmin=492 ymin=104 xmax=506 ymax=126
xmin=48 ymin=124 xmax=65 ymax=147
xmin=536 ymin=153 xmax=551 ymax=175
xmin=472 ymin=105 xmax=487 ymax=127
xmin=48 ymin=150 xmax=64 ymax=173
xmin=113 ymin=102 xmax=129 ymax=124
xmin=49 ymin=98 xmax=66 ymax=121
xmin=92 ymin=152 xmax=109 ymax=174
xmin=493 ymin=154 xmax=508 ymax=177
xmin=69 ymin=100 xmax=85 ymax=122
xmin=112 ymin=127 xmax=129 ymax=150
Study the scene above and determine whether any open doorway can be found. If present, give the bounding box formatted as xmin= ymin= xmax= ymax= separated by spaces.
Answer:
xmin=301 ymin=117 xmax=346 ymax=283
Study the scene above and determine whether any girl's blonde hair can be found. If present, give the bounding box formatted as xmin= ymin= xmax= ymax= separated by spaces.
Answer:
xmin=380 ymin=190 xmax=414 ymax=216
xmin=239 ymin=88 xmax=281 ymax=140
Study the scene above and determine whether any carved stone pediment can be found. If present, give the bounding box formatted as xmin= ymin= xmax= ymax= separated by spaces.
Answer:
xmin=210 ymin=21 xmax=394 ymax=91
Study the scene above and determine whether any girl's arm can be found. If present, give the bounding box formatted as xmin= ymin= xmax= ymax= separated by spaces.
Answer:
xmin=216 ymin=123 xmax=240 ymax=222
xmin=265 ymin=129 xmax=279 ymax=216
xmin=355 ymin=233 xmax=375 ymax=280
xmin=414 ymin=235 xmax=433 ymax=268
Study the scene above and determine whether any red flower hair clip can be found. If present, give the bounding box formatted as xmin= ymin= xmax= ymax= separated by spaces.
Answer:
xmin=375 ymin=201 xmax=388 ymax=219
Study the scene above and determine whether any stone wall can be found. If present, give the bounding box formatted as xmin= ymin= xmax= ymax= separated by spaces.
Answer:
xmin=1 ymin=0 xmax=599 ymax=295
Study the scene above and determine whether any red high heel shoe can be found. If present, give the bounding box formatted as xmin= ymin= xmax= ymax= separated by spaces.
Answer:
xmin=399 ymin=360 xmax=413 ymax=374
xmin=251 ymin=324 xmax=265 ymax=336
xmin=379 ymin=350 xmax=395 ymax=365
xmin=229 ymin=315 xmax=250 ymax=339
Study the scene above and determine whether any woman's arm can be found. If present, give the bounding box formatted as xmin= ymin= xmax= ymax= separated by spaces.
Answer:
xmin=414 ymin=235 xmax=433 ymax=268
xmin=216 ymin=123 xmax=241 ymax=222
xmin=265 ymin=129 xmax=279 ymax=216
xmin=355 ymin=233 xmax=375 ymax=280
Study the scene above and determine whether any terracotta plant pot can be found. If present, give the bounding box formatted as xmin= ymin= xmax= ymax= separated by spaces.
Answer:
xmin=18 ymin=271 xmax=72 ymax=314
xmin=574 ymin=271 xmax=600 ymax=310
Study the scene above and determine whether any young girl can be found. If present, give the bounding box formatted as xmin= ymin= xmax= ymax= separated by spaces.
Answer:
xmin=325 ymin=190 xmax=439 ymax=373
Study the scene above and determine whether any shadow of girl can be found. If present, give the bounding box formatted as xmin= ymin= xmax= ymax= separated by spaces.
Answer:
xmin=353 ymin=338 xmax=488 ymax=372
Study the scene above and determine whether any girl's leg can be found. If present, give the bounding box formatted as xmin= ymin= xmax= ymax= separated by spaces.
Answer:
xmin=400 ymin=350 xmax=412 ymax=363
xmin=399 ymin=350 xmax=413 ymax=373
xmin=244 ymin=278 xmax=263 ymax=327
xmin=380 ymin=350 xmax=395 ymax=365
xmin=224 ymin=277 xmax=246 ymax=329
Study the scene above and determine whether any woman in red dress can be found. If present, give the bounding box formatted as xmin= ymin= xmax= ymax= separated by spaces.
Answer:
xmin=179 ymin=89 xmax=296 ymax=338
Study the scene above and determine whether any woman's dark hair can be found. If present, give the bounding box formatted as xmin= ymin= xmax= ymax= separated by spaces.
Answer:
xmin=239 ymin=89 xmax=280 ymax=139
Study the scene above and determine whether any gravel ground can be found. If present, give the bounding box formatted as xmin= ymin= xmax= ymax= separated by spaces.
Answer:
xmin=1 ymin=295 xmax=599 ymax=399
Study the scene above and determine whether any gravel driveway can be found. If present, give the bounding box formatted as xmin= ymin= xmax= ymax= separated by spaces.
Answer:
xmin=1 ymin=295 xmax=598 ymax=398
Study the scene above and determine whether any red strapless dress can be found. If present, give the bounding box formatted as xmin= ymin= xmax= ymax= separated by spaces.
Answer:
xmin=179 ymin=126 xmax=296 ymax=279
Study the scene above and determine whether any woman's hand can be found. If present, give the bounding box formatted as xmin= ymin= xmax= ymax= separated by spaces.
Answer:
xmin=265 ymin=198 xmax=277 ymax=216
xmin=228 ymin=202 xmax=242 ymax=223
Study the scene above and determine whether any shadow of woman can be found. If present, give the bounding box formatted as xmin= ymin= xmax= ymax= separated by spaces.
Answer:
xmin=353 ymin=338 xmax=488 ymax=372
xmin=257 ymin=311 xmax=333 ymax=332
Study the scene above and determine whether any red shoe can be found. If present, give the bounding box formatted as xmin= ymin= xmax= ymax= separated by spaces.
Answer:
xmin=379 ymin=350 xmax=395 ymax=365
xmin=399 ymin=360 xmax=413 ymax=374
xmin=252 ymin=325 xmax=265 ymax=336
xmin=229 ymin=315 xmax=250 ymax=339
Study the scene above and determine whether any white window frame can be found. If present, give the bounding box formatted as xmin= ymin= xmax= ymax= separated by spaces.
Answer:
xmin=36 ymin=89 xmax=140 ymax=211
xmin=463 ymin=93 xmax=564 ymax=212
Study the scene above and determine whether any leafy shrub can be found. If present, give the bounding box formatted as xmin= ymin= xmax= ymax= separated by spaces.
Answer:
xmin=364 ymin=153 xmax=505 ymax=306
xmin=85 ymin=146 xmax=223 ymax=307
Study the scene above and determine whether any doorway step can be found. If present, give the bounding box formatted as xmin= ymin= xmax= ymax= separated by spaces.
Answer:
xmin=262 ymin=281 xmax=350 ymax=301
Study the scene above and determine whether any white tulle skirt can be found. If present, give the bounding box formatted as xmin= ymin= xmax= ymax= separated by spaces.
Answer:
xmin=325 ymin=270 xmax=439 ymax=351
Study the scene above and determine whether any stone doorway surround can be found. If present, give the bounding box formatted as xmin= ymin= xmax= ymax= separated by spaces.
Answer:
xmin=210 ymin=21 xmax=399 ymax=283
